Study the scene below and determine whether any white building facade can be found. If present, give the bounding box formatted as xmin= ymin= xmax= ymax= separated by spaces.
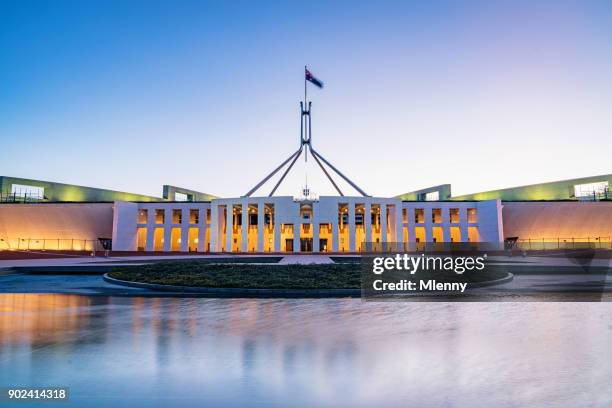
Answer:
xmin=112 ymin=197 xmax=503 ymax=253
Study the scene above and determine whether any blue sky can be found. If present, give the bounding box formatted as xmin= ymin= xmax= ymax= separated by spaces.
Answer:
xmin=1 ymin=0 xmax=611 ymax=198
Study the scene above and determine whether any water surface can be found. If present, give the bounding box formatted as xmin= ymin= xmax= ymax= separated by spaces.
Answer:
xmin=1 ymin=294 xmax=611 ymax=407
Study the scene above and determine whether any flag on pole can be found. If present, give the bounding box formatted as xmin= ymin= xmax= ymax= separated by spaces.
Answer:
xmin=305 ymin=68 xmax=324 ymax=88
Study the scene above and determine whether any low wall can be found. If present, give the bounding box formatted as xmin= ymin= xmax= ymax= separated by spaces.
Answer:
xmin=0 ymin=203 xmax=114 ymax=250
xmin=502 ymin=201 xmax=612 ymax=243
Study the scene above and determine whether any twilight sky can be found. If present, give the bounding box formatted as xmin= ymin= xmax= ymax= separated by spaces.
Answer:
xmin=1 ymin=0 xmax=611 ymax=198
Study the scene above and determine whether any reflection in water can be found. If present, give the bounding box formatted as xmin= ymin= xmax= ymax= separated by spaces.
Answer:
xmin=0 ymin=295 xmax=611 ymax=407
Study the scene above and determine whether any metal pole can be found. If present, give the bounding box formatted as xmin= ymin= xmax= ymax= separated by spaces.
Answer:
xmin=308 ymin=101 xmax=312 ymax=146
xmin=269 ymin=148 xmax=303 ymax=196
xmin=310 ymin=145 xmax=344 ymax=196
xmin=310 ymin=148 xmax=370 ymax=197
xmin=243 ymin=149 xmax=302 ymax=197
xmin=304 ymin=65 xmax=307 ymax=106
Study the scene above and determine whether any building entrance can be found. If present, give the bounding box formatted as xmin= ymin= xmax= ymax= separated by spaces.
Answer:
xmin=300 ymin=238 xmax=313 ymax=252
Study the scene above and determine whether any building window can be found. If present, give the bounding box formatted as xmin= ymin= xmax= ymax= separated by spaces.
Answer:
xmin=189 ymin=209 xmax=199 ymax=224
xmin=467 ymin=208 xmax=478 ymax=223
xmin=449 ymin=208 xmax=459 ymax=223
xmin=355 ymin=213 xmax=364 ymax=225
xmin=155 ymin=209 xmax=165 ymax=224
xmin=138 ymin=209 xmax=148 ymax=224
xmin=137 ymin=227 xmax=147 ymax=251
xmin=574 ymin=181 xmax=608 ymax=198
xmin=432 ymin=208 xmax=442 ymax=223
xmin=425 ymin=191 xmax=439 ymax=201
xmin=414 ymin=209 xmax=424 ymax=223
xmin=172 ymin=209 xmax=182 ymax=224
xmin=175 ymin=192 xmax=189 ymax=202
xmin=11 ymin=184 xmax=44 ymax=199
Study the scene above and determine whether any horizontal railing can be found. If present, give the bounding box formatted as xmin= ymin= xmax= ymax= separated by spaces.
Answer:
xmin=516 ymin=237 xmax=612 ymax=250
xmin=0 ymin=238 xmax=107 ymax=251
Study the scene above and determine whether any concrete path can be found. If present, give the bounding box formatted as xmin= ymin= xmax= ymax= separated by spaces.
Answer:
xmin=278 ymin=255 xmax=334 ymax=264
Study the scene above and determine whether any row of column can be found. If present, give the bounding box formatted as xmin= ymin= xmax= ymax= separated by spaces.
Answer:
xmin=144 ymin=208 xmax=208 ymax=252
xmin=210 ymin=201 xmax=402 ymax=253
xmin=403 ymin=207 xmax=473 ymax=242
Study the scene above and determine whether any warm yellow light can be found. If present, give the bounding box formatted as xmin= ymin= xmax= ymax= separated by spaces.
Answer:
xmin=177 ymin=238 xmax=181 ymax=244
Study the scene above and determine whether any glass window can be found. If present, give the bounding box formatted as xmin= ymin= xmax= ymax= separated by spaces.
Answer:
xmin=175 ymin=192 xmax=189 ymax=202
xmin=414 ymin=209 xmax=424 ymax=223
xmin=574 ymin=181 xmax=608 ymax=197
xmin=172 ymin=209 xmax=182 ymax=224
xmin=189 ymin=209 xmax=199 ymax=224
xmin=449 ymin=208 xmax=460 ymax=223
xmin=425 ymin=191 xmax=439 ymax=201
xmin=432 ymin=208 xmax=442 ymax=223
xmin=467 ymin=208 xmax=478 ymax=223
xmin=155 ymin=209 xmax=165 ymax=224
xmin=11 ymin=184 xmax=44 ymax=199
xmin=138 ymin=209 xmax=148 ymax=224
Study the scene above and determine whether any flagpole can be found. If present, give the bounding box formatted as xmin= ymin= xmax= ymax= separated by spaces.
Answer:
xmin=304 ymin=65 xmax=307 ymax=106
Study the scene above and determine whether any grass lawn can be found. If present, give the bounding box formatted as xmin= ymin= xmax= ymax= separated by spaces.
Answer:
xmin=109 ymin=260 xmax=510 ymax=290
xmin=110 ymin=262 xmax=360 ymax=289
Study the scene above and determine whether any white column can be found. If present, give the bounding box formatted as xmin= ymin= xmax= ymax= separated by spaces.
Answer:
xmin=257 ymin=202 xmax=265 ymax=253
xmin=163 ymin=209 xmax=172 ymax=251
xmin=225 ymin=204 xmax=233 ymax=252
xmin=313 ymin=203 xmax=320 ymax=252
xmin=273 ymin=217 xmax=281 ymax=252
xmin=198 ymin=208 xmax=207 ymax=252
xmin=394 ymin=205 xmax=403 ymax=248
xmin=332 ymin=220 xmax=339 ymax=252
xmin=442 ymin=206 xmax=451 ymax=243
xmin=406 ymin=207 xmax=416 ymax=246
xmin=424 ymin=207 xmax=433 ymax=242
xmin=293 ymin=208 xmax=301 ymax=253
xmin=364 ymin=202 xmax=372 ymax=251
xmin=180 ymin=212 xmax=189 ymax=252
xmin=145 ymin=208 xmax=155 ymax=251
xmin=210 ymin=204 xmax=218 ymax=252
xmin=241 ymin=201 xmax=248 ymax=253
xmin=348 ymin=202 xmax=356 ymax=252
xmin=380 ymin=204 xmax=387 ymax=244
xmin=459 ymin=207 xmax=469 ymax=242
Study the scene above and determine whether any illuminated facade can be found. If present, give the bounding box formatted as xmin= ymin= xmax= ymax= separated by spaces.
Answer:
xmin=0 ymin=174 xmax=610 ymax=253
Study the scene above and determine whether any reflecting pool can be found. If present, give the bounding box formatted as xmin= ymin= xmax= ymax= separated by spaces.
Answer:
xmin=1 ymin=294 xmax=612 ymax=407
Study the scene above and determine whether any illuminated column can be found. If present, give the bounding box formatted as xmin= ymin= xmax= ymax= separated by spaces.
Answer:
xmin=197 ymin=207 xmax=207 ymax=252
xmin=225 ymin=203 xmax=233 ymax=252
xmin=241 ymin=201 xmax=248 ymax=253
xmin=273 ymin=211 xmax=281 ymax=252
xmin=180 ymin=212 xmax=189 ymax=252
xmin=364 ymin=202 xmax=372 ymax=250
xmin=406 ymin=207 xmax=416 ymax=246
xmin=332 ymin=219 xmax=339 ymax=252
xmin=424 ymin=207 xmax=433 ymax=242
xmin=293 ymin=207 xmax=301 ymax=253
xmin=348 ymin=202 xmax=356 ymax=252
xmin=210 ymin=203 xmax=218 ymax=251
xmin=313 ymin=203 xmax=320 ymax=252
xmin=145 ymin=208 xmax=155 ymax=252
xmin=163 ymin=210 xmax=172 ymax=251
xmin=394 ymin=205 xmax=403 ymax=248
xmin=442 ymin=207 xmax=451 ymax=243
xmin=257 ymin=202 xmax=265 ymax=253
xmin=380 ymin=203 xmax=387 ymax=244
xmin=459 ymin=207 xmax=469 ymax=242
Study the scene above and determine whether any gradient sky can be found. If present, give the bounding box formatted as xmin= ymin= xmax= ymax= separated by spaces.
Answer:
xmin=1 ymin=0 xmax=611 ymax=198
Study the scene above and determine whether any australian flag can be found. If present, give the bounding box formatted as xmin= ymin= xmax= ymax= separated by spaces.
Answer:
xmin=305 ymin=68 xmax=324 ymax=88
